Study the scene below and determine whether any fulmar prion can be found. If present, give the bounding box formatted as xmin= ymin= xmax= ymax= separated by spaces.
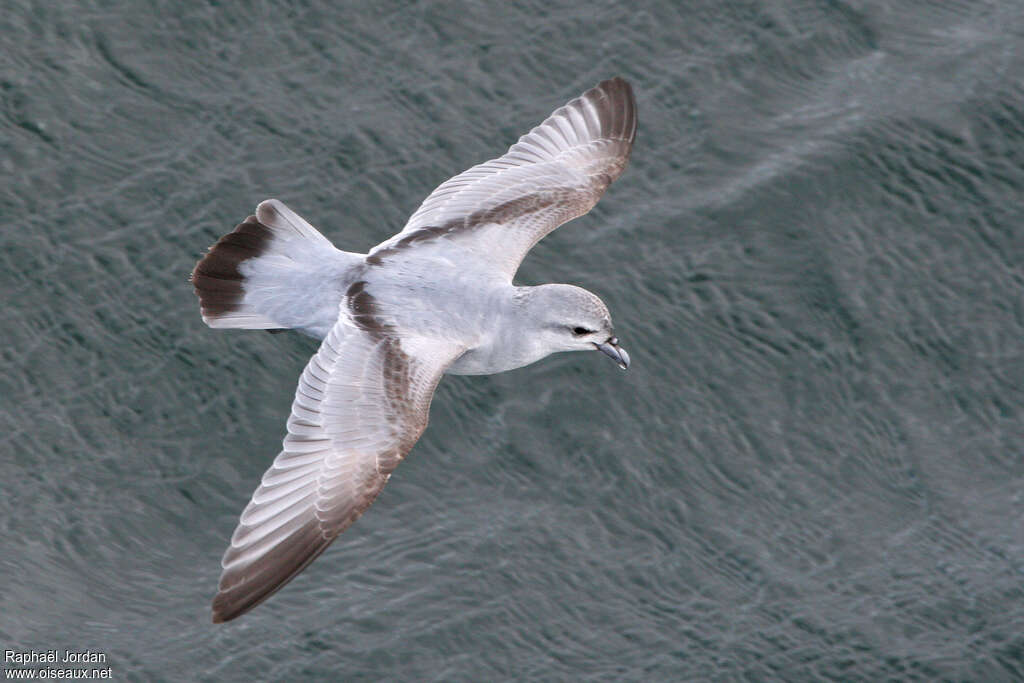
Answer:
xmin=192 ymin=78 xmax=637 ymax=622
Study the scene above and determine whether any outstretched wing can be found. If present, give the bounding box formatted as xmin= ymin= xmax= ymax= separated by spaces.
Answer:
xmin=369 ymin=77 xmax=637 ymax=279
xmin=211 ymin=293 xmax=464 ymax=622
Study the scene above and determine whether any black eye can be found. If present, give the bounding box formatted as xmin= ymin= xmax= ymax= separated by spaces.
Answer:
xmin=572 ymin=326 xmax=592 ymax=336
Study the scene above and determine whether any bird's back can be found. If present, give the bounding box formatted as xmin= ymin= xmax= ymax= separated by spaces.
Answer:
xmin=356 ymin=243 xmax=511 ymax=349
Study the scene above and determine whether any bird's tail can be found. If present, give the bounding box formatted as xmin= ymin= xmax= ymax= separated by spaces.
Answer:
xmin=191 ymin=199 xmax=357 ymax=337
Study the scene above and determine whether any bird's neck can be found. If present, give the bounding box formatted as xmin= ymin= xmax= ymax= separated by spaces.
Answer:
xmin=445 ymin=285 xmax=552 ymax=375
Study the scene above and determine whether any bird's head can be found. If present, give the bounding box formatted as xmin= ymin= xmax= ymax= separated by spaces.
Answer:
xmin=522 ymin=284 xmax=630 ymax=369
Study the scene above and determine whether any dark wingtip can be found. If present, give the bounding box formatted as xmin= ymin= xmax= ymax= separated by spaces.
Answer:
xmin=210 ymin=593 xmax=243 ymax=623
xmin=592 ymin=77 xmax=636 ymax=144
xmin=191 ymin=216 xmax=273 ymax=319
xmin=210 ymin=520 xmax=338 ymax=623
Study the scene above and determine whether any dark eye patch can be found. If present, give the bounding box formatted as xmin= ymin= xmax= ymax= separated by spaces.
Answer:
xmin=572 ymin=326 xmax=593 ymax=336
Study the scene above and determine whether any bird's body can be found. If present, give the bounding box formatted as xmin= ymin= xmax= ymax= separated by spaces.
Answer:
xmin=191 ymin=77 xmax=637 ymax=622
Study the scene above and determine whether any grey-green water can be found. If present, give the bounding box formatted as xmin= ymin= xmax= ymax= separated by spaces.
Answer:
xmin=3 ymin=1 xmax=1024 ymax=680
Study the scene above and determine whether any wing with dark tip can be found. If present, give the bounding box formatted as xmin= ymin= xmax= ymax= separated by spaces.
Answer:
xmin=369 ymin=77 xmax=637 ymax=279
xmin=211 ymin=298 xmax=464 ymax=622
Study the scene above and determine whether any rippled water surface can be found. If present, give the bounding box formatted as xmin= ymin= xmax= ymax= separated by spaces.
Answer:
xmin=3 ymin=1 xmax=1024 ymax=680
